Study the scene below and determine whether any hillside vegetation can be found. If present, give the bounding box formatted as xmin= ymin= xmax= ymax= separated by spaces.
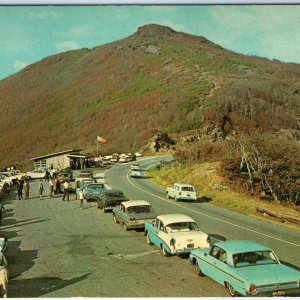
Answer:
xmin=1 ymin=24 xmax=300 ymax=209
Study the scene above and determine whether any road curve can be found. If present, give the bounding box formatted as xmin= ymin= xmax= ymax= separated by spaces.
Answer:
xmin=106 ymin=156 xmax=300 ymax=269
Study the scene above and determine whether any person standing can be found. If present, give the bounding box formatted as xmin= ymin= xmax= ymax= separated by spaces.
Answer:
xmin=39 ymin=180 xmax=44 ymax=199
xmin=79 ymin=188 xmax=84 ymax=209
xmin=16 ymin=180 xmax=23 ymax=200
xmin=49 ymin=178 xmax=54 ymax=197
xmin=55 ymin=179 xmax=61 ymax=196
xmin=62 ymin=180 xmax=69 ymax=201
xmin=23 ymin=180 xmax=30 ymax=199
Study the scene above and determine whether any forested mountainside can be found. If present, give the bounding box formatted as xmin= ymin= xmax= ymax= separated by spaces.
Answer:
xmin=1 ymin=24 xmax=300 ymax=198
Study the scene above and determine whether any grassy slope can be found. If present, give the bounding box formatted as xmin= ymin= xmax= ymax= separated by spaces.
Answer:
xmin=147 ymin=161 xmax=300 ymax=230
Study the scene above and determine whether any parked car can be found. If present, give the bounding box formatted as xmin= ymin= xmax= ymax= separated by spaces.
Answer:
xmin=129 ymin=170 xmax=142 ymax=178
xmin=96 ymin=189 xmax=128 ymax=212
xmin=113 ymin=200 xmax=157 ymax=230
xmin=57 ymin=172 xmax=73 ymax=182
xmin=190 ymin=240 xmax=300 ymax=297
xmin=166 ymin=183 xmax=197 ymax=201
xmin=0 ymin=174 xmax=13 ymax=186
xmin=74 ymin=172 xmax=94 ymax=184
xmin=26 ymin=169 xmax=46 ymax=179
xmin=130 ymin=163 xmax=140 ymax=171
xmin=145 ymin=214 xmax=210 ymax=257
xmin=78 ymin=182 xmax=106 ymax=202
xmin=119 ymin=154 xmax=131 ymax=163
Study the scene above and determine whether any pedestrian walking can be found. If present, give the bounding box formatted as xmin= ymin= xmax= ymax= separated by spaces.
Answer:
xmin=79 ymin=188 xmax=84 ymax=209
xmin=23 ymin=180 xmax=30 ymax=199
xmin=38 ymin=180 xmax=44 ymax=199
xmin=16 ymin=180 xmax=23 ymax=200
xmin=49 ymin=178 xmax=54 ymax=197
xmin=62 ymin=180 xmax=69 ymax=201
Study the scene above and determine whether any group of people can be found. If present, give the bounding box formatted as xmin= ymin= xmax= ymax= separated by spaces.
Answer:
xmin=38 ymin=178 xmax=70 ymax=200
xmin=16 ymin=179 xmax=30 ymax=200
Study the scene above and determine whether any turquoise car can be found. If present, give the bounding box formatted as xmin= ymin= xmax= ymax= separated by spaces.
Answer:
xmin=76 ymin=182 xmax=106 ymax=201
xmin=190 ymin=240 xmax=300 ymax=297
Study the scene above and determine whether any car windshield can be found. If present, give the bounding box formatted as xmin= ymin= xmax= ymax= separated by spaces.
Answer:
xmin=233 ymin=250 xmax=279 ymax=267
xmin=126 ymin=205 xmax=153 ymax=214
xmin=181 ymin=186 xmax=194 ymax=192
xmin=165 ymin=222 xmax=199 ymax=233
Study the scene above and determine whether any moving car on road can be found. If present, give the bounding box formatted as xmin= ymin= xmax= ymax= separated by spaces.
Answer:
xmin=166 ymin=183 xmax=197 ymax=201
xmin=190 ymin=240 xmax=300 ymax=297
xmin=113 ymin=200 xmax=157 ymax=230
xmin=129 ymin=170 xmax=142 ymax=178
xmin=96 ymin=189 xmax=128 ymax=212
xmin=145 ymin=214 xmax=210 ymax=257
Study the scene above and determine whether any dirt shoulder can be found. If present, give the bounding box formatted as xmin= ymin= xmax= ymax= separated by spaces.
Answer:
xmin=147 ymin=161 xmax=300 ymax=231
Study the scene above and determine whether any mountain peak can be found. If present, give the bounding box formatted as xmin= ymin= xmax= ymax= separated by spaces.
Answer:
xmin=136 ymin=24 xmax=176 ymax=37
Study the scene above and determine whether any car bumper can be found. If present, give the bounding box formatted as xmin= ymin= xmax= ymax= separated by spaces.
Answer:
xmin=126 ymin=219 xmax=156 ymax=229
xmin=246 ymin=287 xmax=300 ymax=297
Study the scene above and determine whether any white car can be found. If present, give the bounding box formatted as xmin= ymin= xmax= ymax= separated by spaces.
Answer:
xmin=166 ymin=183 xmax=197 ymax=201
xmin=129 ymin=170 xmax=142 ymax=178
xmin=26 ymin=169 xmax=46 ymax=179
xmin=145 ymin=214 xmax=210 ymax=256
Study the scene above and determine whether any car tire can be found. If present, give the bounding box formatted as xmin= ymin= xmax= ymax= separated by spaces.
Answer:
xmin=195 ymin=261 xmax=205 ymax=277
xmin=226 ymin=282 xmax=238 ymax=297
xmin=113 ymin=214 xmax=119 ymax=224
xmin=146 ymin=232 xmax=153 ymax=245
xmin=166 ymin=192 xmax=171 ymax=199
xmin=123 ymin=223 xmax=129 ymax=231
xmin=161 ymin=244 xmax=170 ymax=257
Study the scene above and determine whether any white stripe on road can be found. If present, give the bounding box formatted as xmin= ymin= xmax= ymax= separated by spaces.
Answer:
xmin=127 ymin=174 xmax=300 ymax=248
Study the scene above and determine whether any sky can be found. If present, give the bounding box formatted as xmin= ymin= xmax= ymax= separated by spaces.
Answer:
xmin=0 ymin=5 xmax=300 ymax=80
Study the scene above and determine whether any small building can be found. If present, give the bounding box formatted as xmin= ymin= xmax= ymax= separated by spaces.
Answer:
xmin=30 ymin=149 xmax=86 ymax=170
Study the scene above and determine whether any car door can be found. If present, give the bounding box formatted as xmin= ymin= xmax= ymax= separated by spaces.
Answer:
xmin=203 ymin=246 xmax=229 ymax=285
xmin=114 ymin=204 xmax=126 ymax=223
xmin=147 ymin=218 xmax=161 ymax=247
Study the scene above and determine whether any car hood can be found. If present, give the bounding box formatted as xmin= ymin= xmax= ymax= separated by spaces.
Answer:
xmin=235 ymin=263 xmax=300 ymax=286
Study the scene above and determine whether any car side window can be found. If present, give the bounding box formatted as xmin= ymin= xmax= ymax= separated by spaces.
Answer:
xmin=210 ymin=246 xmax=221 ymax=259
xmin=219 ymin=249 xmax=227 ymax=264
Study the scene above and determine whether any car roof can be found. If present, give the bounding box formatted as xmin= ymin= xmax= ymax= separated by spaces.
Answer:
xmin=122 ymin=200 xmax=150 ymax=207
xmin=174 ymin=183 xmax=195 ymax=188
xmin=87 ymin=183 xmax=104 ymax=187
xmin=214 ymin=240 xmax=272 ymax=254
xmin=157 ymin=214 xmax=196 ymax=225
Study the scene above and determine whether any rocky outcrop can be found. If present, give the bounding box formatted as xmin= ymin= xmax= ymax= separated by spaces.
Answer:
xmin=143 ymin=131 xmax=176 ymax=153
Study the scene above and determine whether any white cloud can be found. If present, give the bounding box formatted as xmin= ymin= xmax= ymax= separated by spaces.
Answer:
xmin=13 ymin=60 xmax=29 ymax=70
xmin=55 ymin=40 xmax=80 ymax=52
xmin=36 ymin=11 xmax=61 ymax=20
xmin=70 ymin=24 xmax=92 ymax=37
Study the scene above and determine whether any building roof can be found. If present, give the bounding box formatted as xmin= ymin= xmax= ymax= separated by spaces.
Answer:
xmin=157 ymin=214 xmax=195 ymax=225
xmin=30 ymin=149 xmax=82 ymax=161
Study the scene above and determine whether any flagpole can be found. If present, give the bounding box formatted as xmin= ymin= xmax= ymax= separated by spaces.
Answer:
xmin=97 ymin=136 xmax=99 ymax=157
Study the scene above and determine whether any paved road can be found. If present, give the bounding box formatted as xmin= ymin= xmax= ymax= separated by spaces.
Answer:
xmin=1 ymin=167 xmax=227 ymax=297
xmin=1 ymin=157 xmax=299 ymax=297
